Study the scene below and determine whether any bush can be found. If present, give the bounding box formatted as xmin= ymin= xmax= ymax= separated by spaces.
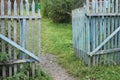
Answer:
xmin=48 ymin=0 xmax=72 ymax=23
xmin=42 ymin=0 xmax=85 ymax=23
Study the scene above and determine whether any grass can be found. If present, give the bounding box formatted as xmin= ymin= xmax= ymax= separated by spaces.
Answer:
xmin=41 ymin=18 xmax=120 ymax=80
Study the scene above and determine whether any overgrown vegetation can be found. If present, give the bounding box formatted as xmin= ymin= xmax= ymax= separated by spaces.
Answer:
xmin=41 ymin=0 xmax=85 ymax=23
xmin=0 ymin=52 xmax=51 ymax=80
xmin=41 ymin=18 xmax=120 ymax=80
xmin=0 ymin=67 xmax=51 ymax=80
xmin=0 ymin=53 xmax=8 ymax=63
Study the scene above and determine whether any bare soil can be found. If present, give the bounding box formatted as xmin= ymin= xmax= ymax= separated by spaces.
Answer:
xmin=40 ymin=54 xmax=75 ymax=80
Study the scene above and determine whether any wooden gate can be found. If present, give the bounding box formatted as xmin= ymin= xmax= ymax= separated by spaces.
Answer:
xmin=72 ymin=0 xmax=120 ymax=65
xmin=0 ymin=0 xmax=41 ymax=78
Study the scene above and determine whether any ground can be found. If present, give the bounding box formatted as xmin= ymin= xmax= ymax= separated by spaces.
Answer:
xmin=40 ymin=54 xmax=75 ymax=80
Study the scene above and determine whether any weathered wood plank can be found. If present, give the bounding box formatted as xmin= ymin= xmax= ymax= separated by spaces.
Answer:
xmin=0 ymin=59 xmax=36 ymax=66
xmin=118 ymin=1 xmax=120 ymax=63
xmin=13 ymin=0 xmax=17 ymax=74
xmin=99 ymin=0 xmax=103 ymax=64
xmin=111 ymin=0 xmax=115 ymax=64
xmin=1 ymin=0 xmax=6 ymax=77
xmin=103 ymin=0 xmax=107 ymax=64
xmin=86 ymin=13 xmax=120 ymax=17
xmin=0 ymin=34 xmax=40 ymax=62
xmin=20 ymin=0 xmax=24 ymax=69
xmin=38 ymin=9 xmax=41 ymax=59
xmin=107 ymin=0 xmax=111 ymax=64
xmin=26 ymin=1 xmax=30 ymax=77
xmin=86 ymin=0 xmax=91 ymax=65
xmin=32 ymin=0 xmax=35 ymax=77
xmin=92 ymin=0 xmax=96 ymax=65
xmin=8 ymin=0 xmax=12 ymax=76
xmin=0 ymin=16 xmax=41 ymax=19
xmin=94 ymin=48 xmax=120 ymax=55
xmin=115 ymin=0 xmax=118 ymax=64
xmin=95 ymin=0 xmax=99 ymax=65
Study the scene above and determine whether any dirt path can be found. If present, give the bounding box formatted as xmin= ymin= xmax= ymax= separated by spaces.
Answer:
xmin=40 ymin=54 xmax=75 ymax=80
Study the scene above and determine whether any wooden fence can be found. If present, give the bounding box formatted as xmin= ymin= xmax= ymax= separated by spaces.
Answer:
xmin=0 ymin=0 xmax=41 ymax=78
xmin=72 ymin=0 xmax=120 ymax=66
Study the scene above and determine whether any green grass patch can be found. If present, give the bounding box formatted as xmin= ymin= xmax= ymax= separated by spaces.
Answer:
xmin=41 ymin=18 xmax=120 ymax=80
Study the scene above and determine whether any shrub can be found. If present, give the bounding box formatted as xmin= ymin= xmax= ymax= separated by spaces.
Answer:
xmin=42 ymin=0 xmax=85 ymax=23
xmin=49 ymin=0 xmax=73 ymax=23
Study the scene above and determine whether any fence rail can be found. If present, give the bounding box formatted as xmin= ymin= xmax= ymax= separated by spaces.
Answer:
xmin=72 ymin=0 xmax=120 ymax=66
xmin=0 ymin=0 xmax=41 ymax=78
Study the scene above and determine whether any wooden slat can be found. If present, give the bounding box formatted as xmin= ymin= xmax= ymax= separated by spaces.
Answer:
xmin=99 ymin=0 xmax=103 ymax=64
xmin=26 ymin=1 xmax=30 ymax=77
xmin=8 ymin=0 xmax=12 ymax=76
xmin=0 ymin=59 xmax=36 ymax=65
xmin=86 ymin=13 xmax=120 ymax=17
xmin=86 ymin=0 xmax=91 ymax=65
xmin=38 ymin=9 xmax=41 ymax=59
xmin=111 ymin=0 xmax=115 ymax=63
xmin=100 ymin=0 xmax=102 ymax=44
xmin=92 ymin=0 xmax=96 ymax=65
xmin=115 ymin=0 xmax=118 ymax=63
xmin=13 ymin=0 xmax=17 ymax=74
xmin=72 ymin=10 xmax=75 ymax=49
xmin=103 ymin=0 xmax=107 ymax=64
xmin=103 ymin=1 xmax=107 ymax=50
xmin=86 ymin=0 xmax=89 ymax=14
xmin=107 ymin=0 xmax=111 ymax=64
xmin=115 ymin=0 xmax=118 ymax=46
xmin=32 ymin=0 xmax=35 ymax=77
xmin=0 ymin=16 xmax=41 ymax=19
xmin=118 ymin=0 xmax=120 ymax=63
xmin=20 ymin=0 xmax=25 ymax=59
xmin=94 ymin=48 xmax=120 ymax=55
xmin=73 ymin=10 xmax=76 ymax=55
xmin=82 ymin=9 xmax=85 ymax=59
xmin=0 ymin=34 xmax=40 ymax=62
xmin=20 ymin=0 xmax=24 ymax=69
xmin=79 ymin=9 xmax=81 ymax=57
xmin=21 ymin=19 xmax=26 ymax=58
xmin=80 ymin=9 xmax=82 ymax=58
xmin=95 ymin=0 xmax=99 ymax=65
xmin=1 ymin=0 xmax=6 ymax=77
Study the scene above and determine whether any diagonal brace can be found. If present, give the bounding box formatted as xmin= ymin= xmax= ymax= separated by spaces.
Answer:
xmin=0 ymin=34 xmax=40 ymax=62
xmin=90 ymin=26 xmax=120 ymax=56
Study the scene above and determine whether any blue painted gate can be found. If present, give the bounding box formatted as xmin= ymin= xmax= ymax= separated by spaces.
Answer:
xmin=0 ymin=0 xmax=41 ymax=78
xmin=72 ymin=0 xmax=120 ymax=65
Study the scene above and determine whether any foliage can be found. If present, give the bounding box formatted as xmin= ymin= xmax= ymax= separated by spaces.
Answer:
xmin=0 ymin=64 xmax=51 ymax=80
xmin=72 ymin=0 xmax=85 ymax=9
xmin=41 ymin=18 xmax=120 ymax=80
xmin=41 ymin=0 xmax=85 ymax=23
xmin=0 ymin=52 xmax=9 ymax=63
